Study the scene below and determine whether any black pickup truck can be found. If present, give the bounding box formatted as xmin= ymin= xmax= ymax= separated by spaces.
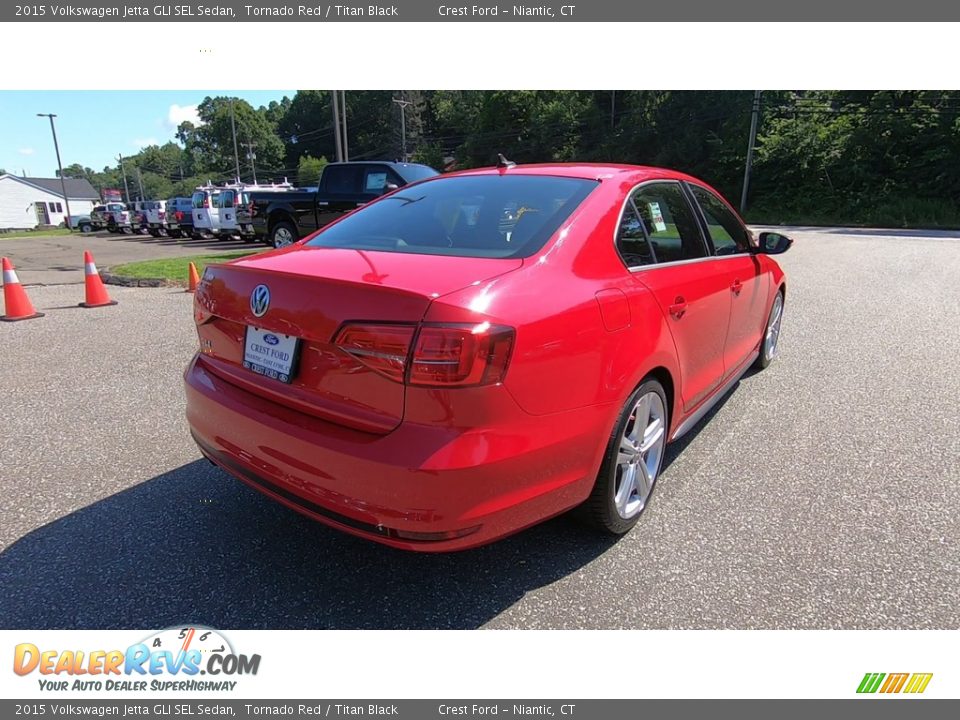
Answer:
xmin=248 ymin=161 xmax=439 ymax=247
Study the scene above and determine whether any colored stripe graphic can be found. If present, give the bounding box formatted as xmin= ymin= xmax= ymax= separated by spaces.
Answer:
xmin=880 ymin=673 xmax=909 ymax=693
xmin=903 ymin=673 xmax=933 ymax=694
xmin=857 ymin=673 xmax=885 ymax=693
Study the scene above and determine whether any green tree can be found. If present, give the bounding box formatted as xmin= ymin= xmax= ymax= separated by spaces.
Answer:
xmin=297 ymin=154 xmax=328 ymax=186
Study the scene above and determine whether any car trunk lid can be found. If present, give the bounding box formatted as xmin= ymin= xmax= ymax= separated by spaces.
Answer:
xmin=194 ymin=247 xmax=522 ymax=434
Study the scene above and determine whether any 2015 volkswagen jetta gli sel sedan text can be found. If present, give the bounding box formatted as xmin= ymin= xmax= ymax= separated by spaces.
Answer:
xmin=184 ymin=162 xmax=791 ymax=551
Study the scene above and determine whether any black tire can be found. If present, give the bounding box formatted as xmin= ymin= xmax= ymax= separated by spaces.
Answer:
xmin=168 ymin=229 xmax=183 ymax=239
xmin=270 ymin=221 xmax=298 ymax=248
xmin=581 ymin=378 xmax=669 ymax=535
xmin=753 ymin=289 xmax=785 ymax=370
xmin=148 ymin=229 xmax=161 ymax=238
xmin=79 ymin=222 xmax=93 ymax=233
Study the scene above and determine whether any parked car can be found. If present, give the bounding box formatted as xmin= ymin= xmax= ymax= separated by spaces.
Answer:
xmin=128 ymin=201 xmax=151 ymax=235
xmin=104 ymin=202 xmax=133 ymax=233
xmin=69 ymin=214 xmax=95 ymax=233
xmin=164 ymin=197 xmax=195 ymax=238
xmin=89 ymin=204 xmax=116 ymax=231
xmin=144 ymin=200 xmax=167 ymax=237
xmin=185 ymin=162 xmax=792 ymax=551
xmin=191 ymin=187 xmax=221 ymax=238
xmin=248 ymin=161 xmax=439 ymax=248
xmin=216 ymin=184 xmax=290 ymax=241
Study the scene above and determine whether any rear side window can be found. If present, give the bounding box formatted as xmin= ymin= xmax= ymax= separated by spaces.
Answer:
xmin=629 ymin=183 xmax=706 ymax=264
xmin=323 ymin=165 xmax=363 ymax=194
xmin=307 ymin=174 xmax=597 ymax=259
xmin=616 ymin=201 xmax=656 ymax=268
xmin=689 ymin=184 xmax=751 ymax=255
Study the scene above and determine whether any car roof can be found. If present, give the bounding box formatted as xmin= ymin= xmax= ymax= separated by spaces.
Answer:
xmin=441 ymin=162 xmax=702 ymax=184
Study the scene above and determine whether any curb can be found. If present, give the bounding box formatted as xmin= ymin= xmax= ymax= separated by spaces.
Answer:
xmin=100 ymin=269 xmax=183 ymax=288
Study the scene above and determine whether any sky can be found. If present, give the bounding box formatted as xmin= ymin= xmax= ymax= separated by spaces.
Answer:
xmin=0 ymin=90 xmax=295 ymax=178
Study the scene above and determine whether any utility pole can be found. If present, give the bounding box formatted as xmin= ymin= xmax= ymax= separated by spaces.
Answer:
xmin=242 ymin=140 xmax=258 ymax=184
xmin=340 ymin=90 xmax=349 ymax=161
xmin=230 ymin=98 xmax=242 ymax=182
xmin=136 ymin=167 xmax=145 ymax=200
xmin=740 ymin=90 xmax=762 ymax=214
xmin=392 ymin=96 xmax=412 ymax=162
xmin=37 ymin=113 xmax=72 ymax=230
xmin=331 ymin=91 xmax=343 ymax=163
xmin=117 ymin=153 xmax=130 ymax=204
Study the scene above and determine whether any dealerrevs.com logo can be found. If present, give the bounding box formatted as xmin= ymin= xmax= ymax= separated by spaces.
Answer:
xmin=13 ymin=627 xmax=261 ymax=692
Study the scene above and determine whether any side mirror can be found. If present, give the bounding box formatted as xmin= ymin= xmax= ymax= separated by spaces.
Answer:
xmin=381 ymin=182 xmax=399 ymax=195
xmin=755 ymin=231 xmax=793 ymax=255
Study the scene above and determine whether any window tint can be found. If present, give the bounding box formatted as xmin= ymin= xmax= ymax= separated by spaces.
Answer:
xmin=220 ymin=190 xmax=235 ymax=208
xmin=307 ymin=175 xmax=597 ymax=259
xmin=630 ymin=183 xmax=706 ymax=263
xmin=616 ymin=201 xmax=656 ymax=267
xmin=191 ymin=192 xmax=206 ymax=209
xmin=689 ymin=185 xmax=751 ymax=255
xmin=324 ymin=165 xmax=363 ymax=194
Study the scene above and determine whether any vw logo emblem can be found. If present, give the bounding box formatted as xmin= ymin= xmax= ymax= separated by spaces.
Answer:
xmin=250 ymin=284 xmax=270 ymax=318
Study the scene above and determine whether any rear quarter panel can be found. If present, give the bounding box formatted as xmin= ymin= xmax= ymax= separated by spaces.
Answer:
xmin=424 ymin=174 xmax=681 ymax=426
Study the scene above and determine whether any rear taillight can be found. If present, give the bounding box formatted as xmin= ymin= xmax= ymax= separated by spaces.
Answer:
xmin=204 ymin=197 xmax=210 ymax=208
xmin=175 ymin=211 xmax=183 ymax=221
xmin=334 ymin=322 xmax=514 ymax=387
xmin=409 ymin=323 xmax=514 ymax=387
xmin=334 ymin=324 xmax=416 ymax=383
xmin=248 ymin=201 xmax=256 ymax=217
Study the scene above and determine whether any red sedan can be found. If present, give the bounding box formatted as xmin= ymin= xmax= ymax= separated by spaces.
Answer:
xmin=185 ymin=162 xmax=791 ymax=551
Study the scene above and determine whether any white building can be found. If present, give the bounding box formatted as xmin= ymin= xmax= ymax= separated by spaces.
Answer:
xmin=0 ymin=174 xmax=100 ymax=230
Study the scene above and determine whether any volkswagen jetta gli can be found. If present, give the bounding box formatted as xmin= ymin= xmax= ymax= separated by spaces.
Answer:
xmin=185 ymin=163 xmax=791 ymax=551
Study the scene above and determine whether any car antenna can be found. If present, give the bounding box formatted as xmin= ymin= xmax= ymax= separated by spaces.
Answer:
xmin=497 ymin=153 xmax=516 ymax=170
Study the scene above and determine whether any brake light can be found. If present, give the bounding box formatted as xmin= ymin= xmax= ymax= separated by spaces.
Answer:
xmin=203 ymin=196 xmax=210 ymax=208
xmin=248 ymin=201 xmax=256 ymax=217
xmin=334 ymin=322 xmax=514 ymax=386
xmin=334 ymin=324 xmax=416 ymax=383
xmin=409 ymin=323 xmax=514 ymax=386
xmin=175 ymin=211 xmax=183 ymax=221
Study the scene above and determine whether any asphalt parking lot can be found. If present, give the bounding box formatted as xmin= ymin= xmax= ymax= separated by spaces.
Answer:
xmin=1 ymin=230 xmax=259 ymax=285
xmin=1 ymin=226 xmax=958 ymax=629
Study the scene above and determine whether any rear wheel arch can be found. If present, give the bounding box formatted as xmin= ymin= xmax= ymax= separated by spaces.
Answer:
xmin=268 ymin=209 xmax=296 ymax=233
xmin=645 ymin=366 xmax=675 ymax=436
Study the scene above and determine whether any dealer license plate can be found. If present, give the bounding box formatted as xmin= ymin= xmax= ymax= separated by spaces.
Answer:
xmin=243 ymin=327 xmax=300 ymax=383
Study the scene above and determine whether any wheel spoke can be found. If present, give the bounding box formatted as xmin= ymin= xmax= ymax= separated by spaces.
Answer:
xmin=628 ymin=395 xmax=651 ymax=441
xmin=615 ymin=466 xmax=637 ymax=513
xmin=640 ymin=418 xmax=664 ymax=454
xmin=636 ymin=459 xmax=653 ymax=500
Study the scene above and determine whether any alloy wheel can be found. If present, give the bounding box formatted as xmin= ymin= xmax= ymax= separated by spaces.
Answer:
xmin=614 ymin=391 xmax=666 ymax=519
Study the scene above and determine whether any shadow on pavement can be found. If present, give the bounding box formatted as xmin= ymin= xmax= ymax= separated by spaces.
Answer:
xmin=0 ymin=459 xmax=618 ymax=630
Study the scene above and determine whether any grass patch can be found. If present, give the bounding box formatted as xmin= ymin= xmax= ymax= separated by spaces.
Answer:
xmin=1 ymin=228 xmax=76 ymax=240
xmin=110 ymin=251 xmax=261 ymax=282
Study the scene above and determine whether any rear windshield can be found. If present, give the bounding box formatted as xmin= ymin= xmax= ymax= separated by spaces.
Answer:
xmin=305 ymin=175 xmax=597 ymax=259
xmin=191 ymin=192 xmax=207 ymax=209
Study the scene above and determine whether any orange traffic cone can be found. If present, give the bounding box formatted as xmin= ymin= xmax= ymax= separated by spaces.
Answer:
xmin=79 ymin=251 xmax=118 ymax=308
xmin=186 ymin=262 xmax=200 ymax=293
xmin=1 ymin=257 xmax=45 ymax=322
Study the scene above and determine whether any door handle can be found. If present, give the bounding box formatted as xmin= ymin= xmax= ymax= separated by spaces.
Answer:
xmin=731 ymin=279 xmax=743 ymax=295
xmin=668 ymin=296 xmax=687 ymax=319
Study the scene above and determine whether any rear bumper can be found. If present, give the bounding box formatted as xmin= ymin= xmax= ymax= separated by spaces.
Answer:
xmin=184 ymin=355 xmax=614 ymax=551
